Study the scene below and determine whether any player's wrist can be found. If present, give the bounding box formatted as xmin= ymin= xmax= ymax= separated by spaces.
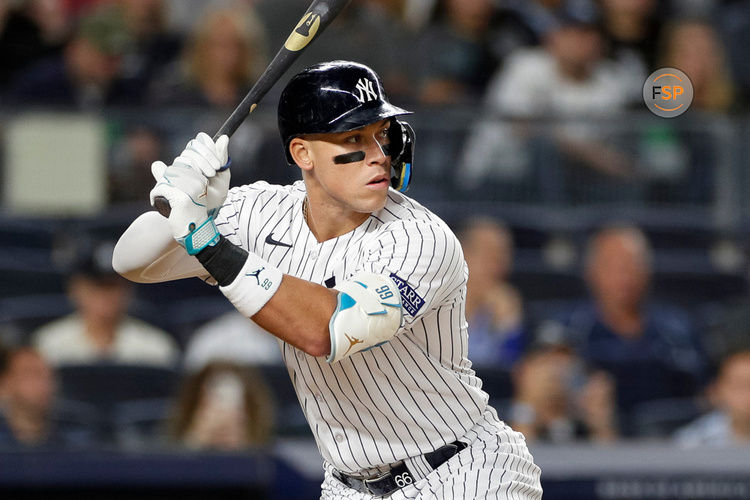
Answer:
xmin=181 ymin=217 xmax=220 ymax=255
xmin=218 ymin=252 xmax=283 ymax=318
xmin=196 ymin=235 xmax=247 ymax=286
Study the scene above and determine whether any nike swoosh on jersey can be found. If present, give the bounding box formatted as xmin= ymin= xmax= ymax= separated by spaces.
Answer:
xmin=265 ymin=233 xmax=292 ymax=248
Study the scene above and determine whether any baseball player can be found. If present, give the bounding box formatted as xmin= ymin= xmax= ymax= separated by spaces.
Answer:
xmin=114 ymin=61 xmax=542 ymax=499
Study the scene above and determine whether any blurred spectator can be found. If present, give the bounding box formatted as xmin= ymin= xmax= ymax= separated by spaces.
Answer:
xmin=251 ymin=0 xmax=416 ymax=103
xmin=510 ymin=343 xmax=618 ymax=443
xmin=657 ymin=18 xmax=735 ymax=113
xmin=622 ymin=18 xmax=734 ymax=205
xmin=148 ymin=4 xmax=267 ymax=108
xmin=599 ymin=0 xmax=662 ymax=73
xmin=483 ymin=3 xmax=635 ymax=117
xmin=401 ymin=0 xmax=438 ymax=32
xmin=675 ymin=348 xmax=750 ymax=447
xmin=0 ymin=347 xmax=55 ymax=447
xmin=32 ymin=238 xmax=179 ymax=367
xmin=458 ymin=217 xmax=525 ymax=368
xmin=168 ymin=361 xmax=275 ymax=450
xmin=146 ymin=3 xmax=270 ymax=185
xmin=414 ymin=0 xmax=535 ymax=105
xmin=108 ymin=125 xmax=166 ymax=204
xmin=0 ymin=0 xmax=71 ymax=90
xmin=113 ymin=0 xmax=184 ymax=92
xmin=558 ymin=225 xmax=709 ymax=435
xmin=0 ymin=342 xmax=7 ymax=370
xmin=183 ymin=311 xmax=282 ymax=373
xmin=459 ymin=3 xmax=640 ymax=197
xmin=63 ymin=0 xmax=108 ymax=17
xmin=706 ymin=285 xmax=750 ymax=369
xmin=0 ymin=346 xmax=93 ymax=448
xmin=165 ymin=0 xmax=254 ymax=33
xmin=717 ymin=0 xmax=750 ymax=109
xmin=4 ymin=4 xmax=139 ymax=108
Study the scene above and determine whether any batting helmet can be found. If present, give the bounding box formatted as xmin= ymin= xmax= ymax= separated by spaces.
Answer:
xmin=278 ymin=60 xmax=415 ymax=192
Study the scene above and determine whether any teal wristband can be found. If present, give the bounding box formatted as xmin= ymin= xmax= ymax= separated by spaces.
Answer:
xmin=182 ymin=217 xmax=220 ymax=255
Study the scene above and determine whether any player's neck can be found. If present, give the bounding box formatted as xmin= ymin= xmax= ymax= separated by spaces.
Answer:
xmin=303 ymin=196 xmax=369 ymax=242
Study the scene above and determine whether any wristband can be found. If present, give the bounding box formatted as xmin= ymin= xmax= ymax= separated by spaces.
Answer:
xmin=196 ymin=236 xmax=247 ymax=287
xmin=219 ymin=252 xmax=283 ymax=318
xmin=181 ymin=217 xmax=220 ymax=255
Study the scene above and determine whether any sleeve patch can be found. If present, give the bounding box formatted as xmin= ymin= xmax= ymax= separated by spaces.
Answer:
xmin=389 ymin=273 xmax=425 ymax=316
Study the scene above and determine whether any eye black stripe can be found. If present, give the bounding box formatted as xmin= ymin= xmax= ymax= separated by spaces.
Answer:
xmin=333 ymin=151 xmax=365 ymax=164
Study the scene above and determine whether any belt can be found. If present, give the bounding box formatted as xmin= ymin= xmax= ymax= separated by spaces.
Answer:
xmin=333 ymin=441 xmax=467 ymax=497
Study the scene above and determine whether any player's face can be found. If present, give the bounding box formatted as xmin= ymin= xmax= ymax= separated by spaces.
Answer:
xmin=304 ymin=119 xmax=392 ymax=214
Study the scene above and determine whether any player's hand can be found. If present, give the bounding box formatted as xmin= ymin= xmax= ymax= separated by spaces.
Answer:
xmin=150 ymin=162 xmax=214 ymax=252
xmin=180 ymin=132 xmax=230 ymax=179
xmin=151 ymin=132 xmax=231 ymax=212
xmin=183 ymin=132 xmax=231 ymax=211
xmin=207 ymin=166 xmax=230 ymax=214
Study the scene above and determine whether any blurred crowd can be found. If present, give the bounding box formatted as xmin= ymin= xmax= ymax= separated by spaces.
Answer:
xmin=2 ymin=0 xmax=747 ymax=204
xmin=3 ymin=218 xmax=750 ymax=451
xmin=3 ymin=0 xmax=750 ymax=454
xmin=3 ymin=0 xmax=749 ymax=110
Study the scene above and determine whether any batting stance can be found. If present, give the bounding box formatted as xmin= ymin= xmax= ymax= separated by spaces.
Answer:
xmin=114 ymin=61 xmax=542 ymax=499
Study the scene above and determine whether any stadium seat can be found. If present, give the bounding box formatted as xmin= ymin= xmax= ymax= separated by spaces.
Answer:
xmin=113 ymin=397 xmax=174 ymax=449
xmin=630 ymin=397 xmax=707 ymax=438
xmin=52 ymin=398 xmax=101 ymax=448
xmin=0 ymin=293 xmax=72 ymax=334
xmin=57 ymin=364 xmax=181 ymax=443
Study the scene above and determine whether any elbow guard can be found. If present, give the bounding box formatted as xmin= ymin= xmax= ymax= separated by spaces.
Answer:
xmin=327 ymin=272 xmax=402 ymax=363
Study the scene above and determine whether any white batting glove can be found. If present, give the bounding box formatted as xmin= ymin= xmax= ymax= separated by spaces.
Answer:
xmin=151 ymin=132 xmax=231 ymax=213
xmin=180 ymin=132 xmax=229 ymax=179
xmin=149 ymin=162 xmax=219 ymax=255
xmin=182 ymin=132 xmax=231 ymax=212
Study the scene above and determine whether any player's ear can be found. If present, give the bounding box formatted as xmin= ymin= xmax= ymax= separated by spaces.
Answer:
xmin=290 ymin=137 xmax=314 ymax=172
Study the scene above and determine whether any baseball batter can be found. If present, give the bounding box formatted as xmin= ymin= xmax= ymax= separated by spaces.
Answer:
xmin=114 ymin=61 xmax=542 ymax=499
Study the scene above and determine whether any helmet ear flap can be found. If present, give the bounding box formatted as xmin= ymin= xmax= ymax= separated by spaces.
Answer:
xmin=388 ymin=120 xmax=415 ymax=192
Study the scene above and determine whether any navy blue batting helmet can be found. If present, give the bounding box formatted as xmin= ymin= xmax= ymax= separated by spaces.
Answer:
xmin=278 ymin=61 xmax=414 ymax=192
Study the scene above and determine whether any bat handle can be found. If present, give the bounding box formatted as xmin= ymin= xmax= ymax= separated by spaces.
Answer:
xmin=153 ymin=196 xmax=172 ymax=218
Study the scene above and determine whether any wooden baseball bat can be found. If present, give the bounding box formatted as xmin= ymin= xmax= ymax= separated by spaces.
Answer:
xmin=153 ymin=0 xmax=353 ymax=217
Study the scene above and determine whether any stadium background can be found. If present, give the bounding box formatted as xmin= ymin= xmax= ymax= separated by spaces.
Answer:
xmin=2 ymin=0 xmax=750 ymax=498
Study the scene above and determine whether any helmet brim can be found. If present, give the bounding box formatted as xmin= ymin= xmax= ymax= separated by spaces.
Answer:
xmin=324 ymin=101 xmax=412 ymax=134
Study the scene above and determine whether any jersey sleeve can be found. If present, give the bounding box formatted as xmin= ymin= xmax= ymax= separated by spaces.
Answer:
xmin=214 ymin=186 xmax=249 ymax=250
xmin=215 ymin=181 xmax=285 ymax=255
xmin=361 ymin=220 xmax=466 ymax=329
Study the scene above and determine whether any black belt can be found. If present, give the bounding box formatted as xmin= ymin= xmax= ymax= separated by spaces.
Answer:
xmin=333 ymin=441 xmax=467 ymax=497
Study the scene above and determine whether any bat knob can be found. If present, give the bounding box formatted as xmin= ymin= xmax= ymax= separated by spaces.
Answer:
xmin=154 ymin=196 xmax=172 ymax=218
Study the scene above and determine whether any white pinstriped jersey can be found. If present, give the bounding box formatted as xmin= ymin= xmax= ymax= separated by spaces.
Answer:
xmin=214 ymin=180 xmax=489 ymax=473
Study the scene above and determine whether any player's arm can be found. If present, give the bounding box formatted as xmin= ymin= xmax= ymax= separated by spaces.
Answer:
xmin=223 ymin=257 xmax=402 ymax=360
xmin=113 ymin=211 xmax=209 ymax=283
xmin=149 ymin=135 xmax=401 ymax=360
xmin=191 ymin=236 xmax=401 ymax=359
xmin=113 ymin=132 xmax=231 ymax=283
xmin=365 ymin=219 xmax=466 ymax=330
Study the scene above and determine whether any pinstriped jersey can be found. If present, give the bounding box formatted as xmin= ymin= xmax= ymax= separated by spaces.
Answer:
xmin=215 ymin=180 xmax=489 ymax=473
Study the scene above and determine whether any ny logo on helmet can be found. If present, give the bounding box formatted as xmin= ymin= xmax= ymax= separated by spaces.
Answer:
xmin=355 ymin=78 xmax=377 ymax=103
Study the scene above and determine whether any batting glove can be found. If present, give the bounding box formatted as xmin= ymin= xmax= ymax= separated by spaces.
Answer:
xmin=149 ymin=162 xmax=219 ymax=255
xmin=151 ymin=132 xmax=231 ymax=214
xmin=182 ymin=132 xmax=231 ymax=212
